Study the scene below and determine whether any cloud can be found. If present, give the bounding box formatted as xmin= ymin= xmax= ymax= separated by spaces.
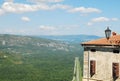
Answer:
xmin=50 ymin=4 xmax=70 ymax=10
xmin=38 ymin=24 xmax=81 ymax=35
xmin=2 ymin=2 xmax=45 ymax=13
xmin=91 ymin=17 xmax=110 ymax=22
xmin=0 ymin=9 xmax=5 ymax=15
xmin=39 ymin=25 xmax=56 ymax=31
xmin=87 ymin=22 xmax=93 ymax=26
xmin=0 ymin=24 xmax=81 ymax=35
xmin=21 ymin=16 xmax=30 ymax=22
xmin=68 ymin=7 xmax=101 ymax=14
xmin=87 ymin=17 xmax=119 ymax=26
xmin=0 ymin=28 xmax=27 ymax=35
xmin=0 ymin=2 xmax=70 ymax=14
xmin=111 ymin=18 xmax=119 ymax=21
xmin=4 ymin=0 xmax=14 ymax=2
xmin=0 ymin=1 xmax=100 ymax=15
xmin=27 ymin=0 xmax=64 ymax=3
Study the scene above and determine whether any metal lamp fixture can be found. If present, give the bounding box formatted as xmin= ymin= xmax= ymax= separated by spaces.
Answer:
xmin=105 ymin=27 xmax=111 ymax=40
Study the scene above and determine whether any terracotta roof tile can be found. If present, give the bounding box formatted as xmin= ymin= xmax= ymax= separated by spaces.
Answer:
xmin=82 ymin=35 xmax=120 ymax=46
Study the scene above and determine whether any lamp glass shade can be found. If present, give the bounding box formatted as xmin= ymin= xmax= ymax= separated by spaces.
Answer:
xmin=105 ymin=27 xmax=111 ymax=39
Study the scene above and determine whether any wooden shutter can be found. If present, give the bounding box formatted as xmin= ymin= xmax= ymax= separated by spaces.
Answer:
xmin=113 ymin=63 xmax=119 ymax=78
xmin=90 ymin=60 xmax=96 ymax=77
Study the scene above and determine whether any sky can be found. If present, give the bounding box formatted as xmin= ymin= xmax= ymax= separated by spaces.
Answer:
xmin=0 ymin=0 xmax=120 ymax=36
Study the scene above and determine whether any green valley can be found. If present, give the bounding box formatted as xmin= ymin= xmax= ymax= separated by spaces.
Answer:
xmin=0 ymin=34 xmax=83 ymax=81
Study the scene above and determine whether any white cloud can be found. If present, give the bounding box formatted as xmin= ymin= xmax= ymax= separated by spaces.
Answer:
xmin=0 ymin=24 xmax=81 ymax=35
xmin=111 ymin=18 xmax=119 ymax=21
xmin=60 ymin=25 xmax=80 ymax=30
xmin=39 ymin=25 xmax=56 ymax=31
xmin=68 ymin=7 xmax=101 ymax=14
xmin=87 ymin=22 xmax=93 ymax=26
xmin=50 ymin=4 xmax=70 ymax=10
xmin=27 ymin=0 xmax=64 ymax=3
xmin=2 ymin=2 xmax=44 ymax=13
xmin=4 ymin=0 xmax=14 ymax=2
xmin=21 ymin=16 xmax=30 ymax=22
xmin=0 ymin=1 xmax=100 ymax=15
xmin=0 ymin=2 xmax=70 ymax=14
xmin=0 ymin=9 xmax=5 ymax=15
xmin=38 ymin=25 xmax=81 ymax=35
xmin=0 ymin=29 xmax=27 ymax=35
xmin=91 ymin=17 xmax=110 ymax=22
xmin=87 ymin=17 xmax=119 ymax=26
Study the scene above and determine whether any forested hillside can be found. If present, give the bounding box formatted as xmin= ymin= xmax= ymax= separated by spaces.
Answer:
xmin=0 ymin=34 xmax=83 ymax=81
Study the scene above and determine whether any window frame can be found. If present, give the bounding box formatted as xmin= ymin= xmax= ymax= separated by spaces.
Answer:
xmin=90 ymin=60 xmax=96 ymax=77
xmin=112 ymin=63 xmax=119 ymax=79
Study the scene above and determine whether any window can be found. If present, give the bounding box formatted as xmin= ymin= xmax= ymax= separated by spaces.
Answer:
xmin=90 ymin=60 xmax=96 ymax=77
xmin=113 ymin=50 xmax=119 ymax=53
xmin=91 ymin=49 xmax=96 ymax=52
xmin=112 ymin=63 xmax=119 ymax=79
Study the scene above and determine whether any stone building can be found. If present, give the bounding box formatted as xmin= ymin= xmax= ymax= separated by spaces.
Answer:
xmin=81 ymin=29 xmax=120 ymax=81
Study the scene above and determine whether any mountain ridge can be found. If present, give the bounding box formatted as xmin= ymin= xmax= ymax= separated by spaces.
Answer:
xmin=35 ymin=34 xmax=101 ymax=43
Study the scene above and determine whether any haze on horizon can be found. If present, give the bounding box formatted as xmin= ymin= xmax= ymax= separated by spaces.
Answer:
xmin=0 ymin=0 xmax=120 ymax=36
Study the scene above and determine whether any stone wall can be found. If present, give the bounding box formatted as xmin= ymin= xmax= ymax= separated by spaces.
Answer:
xmin=83 ymin=46 xmax=120 ymax=81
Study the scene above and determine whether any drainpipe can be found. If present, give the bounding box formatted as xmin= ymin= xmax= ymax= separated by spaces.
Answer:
xmin=87 ymin=48 xmax=90 ymax=81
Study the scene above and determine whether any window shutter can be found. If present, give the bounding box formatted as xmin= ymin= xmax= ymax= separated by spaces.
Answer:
xmin=113 ymin=63 xmax=119 ymax=78
xmin=90 ymin=60 xmax=96 ymax=77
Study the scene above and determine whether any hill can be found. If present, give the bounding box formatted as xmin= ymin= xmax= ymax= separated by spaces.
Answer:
xmin=0 ymin=34 xmax=83 ymax=81
xmin=37 ymin=35 xmax=100 ymax=43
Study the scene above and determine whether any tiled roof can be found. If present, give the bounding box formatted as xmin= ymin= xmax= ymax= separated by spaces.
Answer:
xmin=82 ymin=34 xmax=120 ymax=46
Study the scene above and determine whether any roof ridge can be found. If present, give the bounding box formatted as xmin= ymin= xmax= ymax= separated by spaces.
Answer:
xmin=82 ymin=34 xmax=120 ymax=46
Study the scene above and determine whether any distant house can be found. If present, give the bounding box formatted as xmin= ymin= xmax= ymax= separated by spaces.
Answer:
xmin=81 ymin=29 xmax=120 ymax=81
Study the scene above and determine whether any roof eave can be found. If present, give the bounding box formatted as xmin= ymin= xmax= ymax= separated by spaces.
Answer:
xmin=81 ymin=43 xmax=120 ymax=47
